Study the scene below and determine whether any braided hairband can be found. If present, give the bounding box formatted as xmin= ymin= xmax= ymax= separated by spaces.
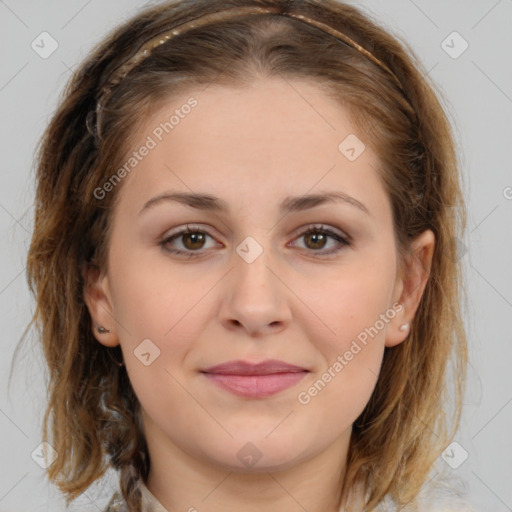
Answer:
xmin=92 ymin=5 xmax=403 ymax=139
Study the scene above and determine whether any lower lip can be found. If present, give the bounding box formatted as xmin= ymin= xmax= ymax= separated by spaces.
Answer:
xmin=203 ymin=372 xmax=308 ymax=398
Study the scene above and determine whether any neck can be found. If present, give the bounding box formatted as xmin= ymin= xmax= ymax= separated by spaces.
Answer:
xmin=144 ymin=419 xmax=352 ymax=512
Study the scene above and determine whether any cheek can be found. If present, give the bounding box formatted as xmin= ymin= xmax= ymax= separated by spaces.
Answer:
xmin=109 ymin=245 xmax=214 ymax=338
xmin=301 ymin=257 xmax=396 ymax=356
xmin=292 ymin=256 xmax=396 ymax=416
xmin=110 ymin=265 xmax=207 ymax=416
xmin=293 ymin=286 xmax=391 ymax=442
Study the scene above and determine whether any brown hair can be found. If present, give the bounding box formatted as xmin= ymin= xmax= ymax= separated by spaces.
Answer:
xmin=22 ymin=0 xmax=468 ymax=510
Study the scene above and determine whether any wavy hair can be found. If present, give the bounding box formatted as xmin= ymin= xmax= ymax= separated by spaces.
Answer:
xmin=22 ymin=0 xmax=467 ymax=510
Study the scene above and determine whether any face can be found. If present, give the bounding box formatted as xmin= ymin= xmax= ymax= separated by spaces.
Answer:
xmin=85 ymin=77 xmax=433 ymax=474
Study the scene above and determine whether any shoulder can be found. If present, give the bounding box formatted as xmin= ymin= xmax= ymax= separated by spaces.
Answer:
xmin=104 ymin=491 xmax=129 ymax=512
xmin=103 ymin=481 xmax=169 ymax=512
xmin=341 ymin=474 xmax=479 ymax=512
xmin=431 ymin=505 xmax=480 ymax=511
xmin=375 ymin=501 xmax=479 ymax=512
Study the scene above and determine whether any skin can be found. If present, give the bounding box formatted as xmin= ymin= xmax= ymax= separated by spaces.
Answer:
xmin=84 ymin=77 xmax=434 ymax=512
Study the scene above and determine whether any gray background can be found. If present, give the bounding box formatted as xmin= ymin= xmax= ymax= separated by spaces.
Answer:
xmin=1 ymin=0 xmax=511 ymax=510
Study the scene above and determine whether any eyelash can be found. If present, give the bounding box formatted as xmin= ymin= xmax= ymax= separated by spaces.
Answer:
xmin=159 ymin=224 xmax=351 ymax=259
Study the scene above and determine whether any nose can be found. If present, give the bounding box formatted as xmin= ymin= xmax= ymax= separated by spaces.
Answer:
xmin=219 ymin=247 xmax=292 ymax=337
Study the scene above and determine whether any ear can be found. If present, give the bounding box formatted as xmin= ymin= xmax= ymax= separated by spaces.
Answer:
xmin=385 ymin=229 xmax=435 ymax=348
xmin=82 ymin=264 xmax=119 ymax=347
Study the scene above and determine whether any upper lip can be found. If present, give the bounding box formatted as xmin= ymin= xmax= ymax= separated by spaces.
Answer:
xmin=202 ymin=359 xmax=309 ymax=375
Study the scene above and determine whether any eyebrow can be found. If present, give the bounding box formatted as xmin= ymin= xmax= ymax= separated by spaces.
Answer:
xmin=139 ymin=191 xmax=370 ymax=216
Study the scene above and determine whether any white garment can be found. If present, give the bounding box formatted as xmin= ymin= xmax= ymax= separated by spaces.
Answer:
xmin=103 ymin=472 xmax=477 ymax=512
xmin=104 ymin=479 xmax=167 ymax=512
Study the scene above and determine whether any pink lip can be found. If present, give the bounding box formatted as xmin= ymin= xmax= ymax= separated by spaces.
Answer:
xmin=201 ymin=359 xmax=309 ymax=399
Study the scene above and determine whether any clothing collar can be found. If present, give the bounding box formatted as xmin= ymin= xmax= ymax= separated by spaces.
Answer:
xmin=105 ymin=478 xmax=168 ymax=512
xmin=105 ymin=474 xmax=364 ymax=512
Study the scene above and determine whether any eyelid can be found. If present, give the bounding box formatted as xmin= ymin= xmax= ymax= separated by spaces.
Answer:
xmin=161 ymin=223 xmax=220 ymax=241
xmin=287 ymin=224 xmax=351 ymax=255
xmin=291 ymin=223 xmax=351 ymax=243
xmin=159 ymin=224 xmax=221 ymax=252
xmin=160 ymin=223 xmax=351 ymax=257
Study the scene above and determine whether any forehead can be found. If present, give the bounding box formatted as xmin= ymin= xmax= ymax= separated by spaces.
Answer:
xmin=114 ymin=77 xmax=388 ymax=218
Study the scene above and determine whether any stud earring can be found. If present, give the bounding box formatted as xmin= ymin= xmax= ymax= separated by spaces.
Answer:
xmin=399 ymin=323 xmax=410 ymax=331
xmin=96 ymin=325 xmax=111 ymax=334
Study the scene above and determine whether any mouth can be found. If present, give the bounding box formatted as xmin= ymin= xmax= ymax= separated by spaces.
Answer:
xmin=200 ymin=359 xmax=310 ymax=399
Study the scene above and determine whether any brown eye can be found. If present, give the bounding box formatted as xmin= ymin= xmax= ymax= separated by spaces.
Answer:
xmin=303 ymin=231 xmax=328 ymax=250
xmin=160 ymin=226 xmax=219 ymax=257
xmin=182 ymin=231 xmax=206 ymax=250
xmin=291 ymin=225 xmax=350 ymax=255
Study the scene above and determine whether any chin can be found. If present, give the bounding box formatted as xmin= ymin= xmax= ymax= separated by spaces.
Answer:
xmin=201 ymin=436 xmax=312 ymax=473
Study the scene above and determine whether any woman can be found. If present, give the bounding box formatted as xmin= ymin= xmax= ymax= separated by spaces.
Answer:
xmin=26 ymin=0 xmax=470 ymax=510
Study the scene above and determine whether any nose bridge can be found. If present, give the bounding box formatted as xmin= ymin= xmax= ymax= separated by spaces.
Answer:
xmin=233 ymin=235 xmax=280 ymax=302
xmin=219 ymin=234 xmax=291 ymax=335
